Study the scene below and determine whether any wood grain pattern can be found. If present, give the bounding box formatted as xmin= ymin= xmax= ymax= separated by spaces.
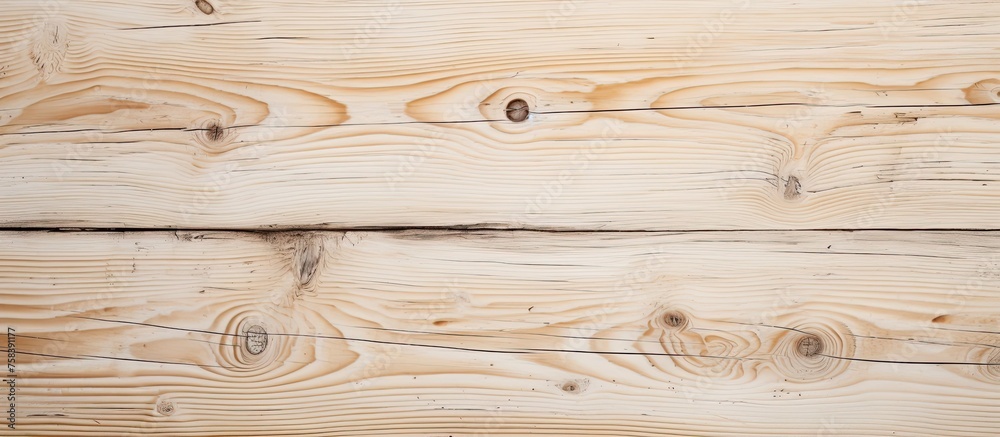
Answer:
xmin=3 ymin=230 xmax=1000 ymax=436
xmin=2 ymin=1 xmax=1000 ymax=229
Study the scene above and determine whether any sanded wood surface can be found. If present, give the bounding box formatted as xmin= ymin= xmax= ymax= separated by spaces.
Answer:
xmin=3 ymin=0 xmax=1000 ymax=229
xmin=3 ymin=230 xmax=1000 ymax=436
xmin=4 ymin=1 xmax=1000 ymax=436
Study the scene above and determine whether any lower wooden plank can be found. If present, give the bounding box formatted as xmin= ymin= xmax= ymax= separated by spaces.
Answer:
xmin=1 ymin=230 xmax=999 ymax=436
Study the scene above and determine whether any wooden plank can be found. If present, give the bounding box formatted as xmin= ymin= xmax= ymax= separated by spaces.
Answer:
xmin=2 ymin=1 xmax=1000 ymax=229
xmin=3 ymin=230 xmax=1000 ymax=435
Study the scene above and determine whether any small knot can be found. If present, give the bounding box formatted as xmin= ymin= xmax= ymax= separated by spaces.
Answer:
xmin=559 ymin=378 xmax=588 ymax=394
xmin=244 ymin=324 xmax=268 ymax=355
xmin=206 ymin=122 xmax=226 ymax=143
xmin=505 ymin=99 xmax=529 ymax=122
xmin=195 ymin=0 xmax=215 ymax=14
xmin=783 ymin=176 xmax=802 ymax=200
xmin=213 ymin=313 xmax=295 ymax=373
xmin=193 ymin=119 xmax=233 ymax=148
xmin=660 ymin=310 xmax=688 ymax=330
xmin=293 ymin=236 xmax=324 ymax=289
xmin=773 ymin=321 xmax=852 ymax=381
xmin=796 ymin=334 xmax=823 ymax=358
xmin=156 ymin=399 xmax=175 ymax=416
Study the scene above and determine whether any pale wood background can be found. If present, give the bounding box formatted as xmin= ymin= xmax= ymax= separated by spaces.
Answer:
xmin=3 ymin=0 xmax=1000 ymax=435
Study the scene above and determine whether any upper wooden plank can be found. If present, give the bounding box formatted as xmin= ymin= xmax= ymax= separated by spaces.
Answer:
xmin=2 ymin=0 xmax=1000 ymax=229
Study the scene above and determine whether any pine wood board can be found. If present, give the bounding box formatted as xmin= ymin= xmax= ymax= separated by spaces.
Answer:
xmin=3 ymin=230 xmax=1000 ymax=435
xmin=2 ymin=1 xmax=1000 ymax=229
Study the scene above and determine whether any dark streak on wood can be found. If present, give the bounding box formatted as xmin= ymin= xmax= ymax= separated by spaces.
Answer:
xmin=120 ymin=20 xmax=260 ymax=30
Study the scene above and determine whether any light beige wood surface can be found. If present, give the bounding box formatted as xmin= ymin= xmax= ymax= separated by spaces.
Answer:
xmin=4 ymin=1 xmax=1000 ymax=435
xmin=3 ymin=230 xmax=1000 ymax=436
xmin=3 ymin=0 xmax=1000 ymax=229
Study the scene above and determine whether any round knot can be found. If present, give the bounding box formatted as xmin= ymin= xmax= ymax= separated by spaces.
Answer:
xmin=505 ymin=99 xmax=530 ymax=122
xmin=772 ymin=320 xmax=854 ymax=382
xmin=559 ymin=379 xmax=588 ymax=394
xmin=214 ymin=313 xmax=283 ymax=373
xmin=192 ymin=118 xmax=234 ymax=149
xmin=795 ymin=334 xmax=823 ymax=358
xmin=156 ymin=399 xmax=175 ymax=416
xmin=658 ymin=310 xmax=689 ymax=330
